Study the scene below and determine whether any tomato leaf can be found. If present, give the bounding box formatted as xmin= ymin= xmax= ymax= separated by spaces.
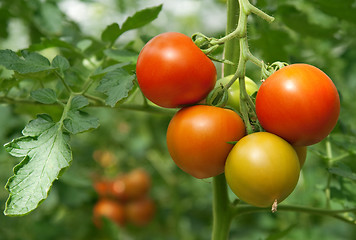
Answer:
xmin=3 ymin=114 xmax=72 ymax=216
xmin=33 ymin=2 xmax=64 ymax=35
xmin=63 ymin=110 xmax=99 ymax=134
xmin=30 ymin=88 xmax=57 ymax=104
xmin=52 ymin=55 xmax=70 ymax=73
xmin=69 ymin=95 xmax=89 ymax=110
xmin=103 ymin=49 xmax=138 ymax=64
xmin=119 ymin=5 xmax=162 ymax=36
xmin=328 ymin=163 xmax=356 ymax=181
xmin=101 ymin=23 xmax=121 ymax=44
xmin=63 ymin=95 xmax=99 ymax=134
xmin=96 ymin=68 xmax=135 ymax=107
xmin=0 ymin=50 xmax=53 ymax=74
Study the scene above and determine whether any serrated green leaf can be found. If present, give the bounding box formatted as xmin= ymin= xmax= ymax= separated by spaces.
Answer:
xmin=118 ymin=5 xmax=162 ymax=36
xmin=101 ymin=23 xmax=121 ymax=44
xmin=96 ymin=68 xmax=135 ymax=107
xmin=63 ymin=110 xmax=100 ymax=134
xmin=52 ymin=55 xmax=70 ymax=73
xmin=3 ymin=116 xmax=72 ymax=216
xmin=91 ymin=63 xmax=129 ymax=79
xmin=70 ymin=95 xmax=89 ymax=110
xmin=0 ymin=49 xmax=52 ymax=74
xmin=103 ymin=49 xmax=138 ymax=64
xmin=22 ymin=114 xmax=55 ymax=137
xmin=328 ymin=163 xmax=356 ymax=181
xmin=30 ymin=88 xmax=57 ymax=104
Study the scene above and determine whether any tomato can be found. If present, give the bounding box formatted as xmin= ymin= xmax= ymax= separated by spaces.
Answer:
xmin=217 ymin=75 xmax=258 ymax=110
xmin=125 ymin=197 xmax=156 ymax=226
xmin=225 ymin=132 xmax=300 ymax=208
xmin=136 ymin=32 xmax=217 ymax=108
xmin=93 ymin=179 xmax=112 ymax=197
xmin=255 ymin=64 xmax=340 ymax=146
xmin=293 ymin=145 xmax=307 ymax=168
xmin=111 ymin=169 xmax=151 ymax=201
xmin=166 ymin=105 xmax=245 ymax=179
xmin=93 ymin=199 xmax=126 ymax=227
xmin=92 ymin=150 xmax=116 ymax=167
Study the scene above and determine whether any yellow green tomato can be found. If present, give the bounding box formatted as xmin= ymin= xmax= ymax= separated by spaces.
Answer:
xmin=217 ymin=75 xmax=259 ymax=110
xmin=225 ymin=132 xmax=300 ymax=208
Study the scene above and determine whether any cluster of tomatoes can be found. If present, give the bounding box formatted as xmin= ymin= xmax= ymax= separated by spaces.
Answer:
xmin=136 ymin=32 xmax=340 ymax=209
xmin=93 ymin=168 xmax=155 ymax=228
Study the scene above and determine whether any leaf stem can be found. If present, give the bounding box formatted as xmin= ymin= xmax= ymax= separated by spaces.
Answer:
xmin=54 ymin=70 xmax=72 ymax=93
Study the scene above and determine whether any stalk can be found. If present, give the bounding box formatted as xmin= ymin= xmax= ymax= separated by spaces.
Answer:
xmin=211 ymin=1 xmax=240 ymax=239
xmin=211 ymin=174 xmax=233 ymax=240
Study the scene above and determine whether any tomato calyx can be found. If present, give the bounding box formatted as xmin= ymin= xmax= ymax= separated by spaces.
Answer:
xmin=261 ymin=61 xmax=289 ymax=80
xmin=206 ymin=84 xmax=229 ymax=107
xmin=192 ymin=32 xmax=235 ymax=65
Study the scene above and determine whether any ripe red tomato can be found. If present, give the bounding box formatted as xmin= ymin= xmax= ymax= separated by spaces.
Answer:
xmin=225 ymin=132 xmax=300 ymax=208
xmin=93 ymin=199 xmax=126 ymax=227
xmin=255 ymin=64 xmax=340 ymax=146
xmin=136 ymin=32 xmax=217 ymax=108
xmin=125 ymin=197 xmax=156 ymax=226
xmin=93 ymin=179 xmax=112 ymax=197
xmin=166 ymin=105 xmax=245 ymax=179
xmin=111 ymin=169 xmax=151 ymax=201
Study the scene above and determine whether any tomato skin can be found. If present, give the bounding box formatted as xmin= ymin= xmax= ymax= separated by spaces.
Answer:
xmin=166 ymin=105 xmax=245 ymax=179
xmin=111 ymin=169 xmax=151 ymax=201
xmin=125 ymin=197 xmax=156 ymax=226
xmin=217 ymin=75 xmax=259 ymax=111
xmin=293 ymin=146 xmax=307 ymax=168
xmin=255 ymin=64 xmax=340 ymax=146
xmin=225 ymin=132 xmax=300 ymax=208
xmin=93 ymin=199 xmax=126 ymax=227
xmin=136 ymin=32 xmax=217 ymax=108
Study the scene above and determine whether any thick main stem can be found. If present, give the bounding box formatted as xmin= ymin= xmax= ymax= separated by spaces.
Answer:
xmin=212 ymin=174 xmax=233 ymax=240
xmin=223 ymin=0 xmax=240 ymax=76
xmin=211 ymin=1 xmax=240 ymax=240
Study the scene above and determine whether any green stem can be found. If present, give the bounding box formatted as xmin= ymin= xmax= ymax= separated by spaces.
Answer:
xmin=212 ymin=174 xmax=233 ymax=240
xmin=54 ymin=70 xmax=72 ymax=93
xmin=325 ymin=136 xmax=333 ymax=208
xmin=223 ymin=0 xmax=240 ymax=76
xmin=232 ymin=204 xmax=356 ymax=225
xmin=58 ymin=93 xmax=75 ymax=129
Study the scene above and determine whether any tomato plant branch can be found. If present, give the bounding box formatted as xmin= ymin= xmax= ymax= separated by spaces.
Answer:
xmin=54 ymin=70 xmax=72 ymax=93
xmin=325 ymin=136 xmax=333 ymax=208
xmin=232 ymin=204 xmax=356 ymax=225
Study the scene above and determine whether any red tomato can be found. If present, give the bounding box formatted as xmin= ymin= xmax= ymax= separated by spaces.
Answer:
xmin=125 ymin=197 xmax=156 ymax=226
xmin=166 ymin=105 xmax=245 ymax=179
xmin=136 ymin=32 xmax=217 ymax=108
xmin=93 ymin=199 xmax=126 ymax=227
xmin=111 ymin=169 xmax=151 ymax=201
xmin=255 ymin=64 xmax=340 ymax=146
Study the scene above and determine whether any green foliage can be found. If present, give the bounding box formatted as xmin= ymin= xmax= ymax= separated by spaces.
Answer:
xmin=4 ymin=114 xmax=72 ymax=216
xmin=96 ymin=68 xmax=135 ymax=107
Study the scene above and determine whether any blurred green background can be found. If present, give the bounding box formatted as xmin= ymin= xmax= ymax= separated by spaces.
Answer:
xmin=0 ymin=0 xmax=355 ymax=239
